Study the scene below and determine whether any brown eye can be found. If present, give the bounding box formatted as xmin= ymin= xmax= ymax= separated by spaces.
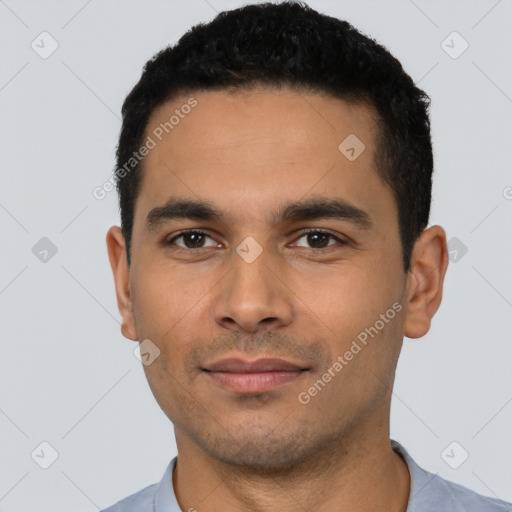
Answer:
xmin=306 ymin=232 xmax=330 ymax=248
xmin=295 ymin=230 xmax=343 ymax=249
xmin=167 ymin=230 xmax=217 ymax=250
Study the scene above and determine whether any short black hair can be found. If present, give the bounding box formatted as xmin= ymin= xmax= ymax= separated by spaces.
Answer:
xmin=115 ymin=1 xmax=433 ymax=272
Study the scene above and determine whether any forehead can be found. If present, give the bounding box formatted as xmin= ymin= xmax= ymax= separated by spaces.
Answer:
xmin=134 ymin=86 xmax=395 ymax=230
xmin=145 ymin=86 xmax=377 ymax=161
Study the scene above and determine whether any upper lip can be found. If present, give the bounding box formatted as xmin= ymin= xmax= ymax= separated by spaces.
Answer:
xmin=203 ymin=357 xmax=308 ymax=373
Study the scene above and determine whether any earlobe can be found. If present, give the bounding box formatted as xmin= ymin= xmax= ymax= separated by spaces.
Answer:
xmin=403 ymin=225 xmax=449 ymax=339
xmin=106 ymin=226 xmax=139 ymax=341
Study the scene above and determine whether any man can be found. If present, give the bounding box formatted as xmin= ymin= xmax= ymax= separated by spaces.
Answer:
xmin=103 ymin=2 xmax=511 ymax=511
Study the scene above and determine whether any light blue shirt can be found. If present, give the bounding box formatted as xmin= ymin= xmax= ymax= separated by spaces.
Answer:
xmin=101 ymin=440 xmax=511 ymax=511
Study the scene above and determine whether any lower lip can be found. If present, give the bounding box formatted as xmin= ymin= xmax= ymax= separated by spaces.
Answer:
xmin=204 ymin=370 xmax=306 ymax=393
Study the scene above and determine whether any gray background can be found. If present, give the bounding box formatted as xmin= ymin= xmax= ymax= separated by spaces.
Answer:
xmin=1 ymin=0 xmax=511 ymax=510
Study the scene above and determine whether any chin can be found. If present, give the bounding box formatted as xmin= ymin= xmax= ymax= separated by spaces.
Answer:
xmin=194 ymin=425 xmax=320 ymax=470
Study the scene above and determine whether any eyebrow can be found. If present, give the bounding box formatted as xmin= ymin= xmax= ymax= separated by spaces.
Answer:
xmin=145 ymin=196 xmax=373 ymax=231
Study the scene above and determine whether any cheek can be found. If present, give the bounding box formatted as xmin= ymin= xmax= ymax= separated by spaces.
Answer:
xmin=132 ymin=262 xmax=209 ymax=329
xmin=295 ymin=265 xmax=387 ymax=328
xmin=141 ymin=359 xmax=190 ymax=423
xmin=130 ymin=273 xmax=204 ymax=384
xmin=302 ymin=263 xmax=404 ymax=365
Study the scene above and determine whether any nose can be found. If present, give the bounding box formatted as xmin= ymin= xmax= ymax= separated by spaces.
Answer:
xmin=211 ymin=247 xmax=294 ymax=333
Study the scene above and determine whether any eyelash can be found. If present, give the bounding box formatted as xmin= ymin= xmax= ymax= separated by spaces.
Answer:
xmin=165 ymin=228 xmax=347 ymax=252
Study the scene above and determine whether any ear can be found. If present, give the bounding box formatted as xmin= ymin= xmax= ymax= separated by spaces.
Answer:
xmin=106 ymin=226 xmax=138 ymax=341
xmin=404 ymin=225 xmax=449 ymax=339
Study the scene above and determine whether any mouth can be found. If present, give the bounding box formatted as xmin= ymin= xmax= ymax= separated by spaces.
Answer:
xmin=202 ymin=357 xmax=310 ymax=394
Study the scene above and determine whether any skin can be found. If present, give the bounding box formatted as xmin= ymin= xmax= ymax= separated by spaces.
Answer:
xmin=107 ymin=86 xmax=448 ymax=511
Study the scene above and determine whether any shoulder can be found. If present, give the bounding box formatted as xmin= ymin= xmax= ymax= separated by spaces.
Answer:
xmin=429 ymin=473 xmax=512 ymax=511
xmin=99 ymin=458 xmax=178 ymax=512
xmin=100 ymin=483 xmax=158 ymax=512
xmin=391 ymin=440 xmax=511 ymax=512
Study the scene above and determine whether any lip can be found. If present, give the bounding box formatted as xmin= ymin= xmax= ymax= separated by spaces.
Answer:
xmin=202 ymin=357 xmax=309 ymax=393
xmin=204 ymin=357 xmax=306 ymax=373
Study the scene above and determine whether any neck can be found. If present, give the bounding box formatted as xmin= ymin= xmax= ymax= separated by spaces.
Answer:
xmin=172 ymin=420 xmax=410 ymax=512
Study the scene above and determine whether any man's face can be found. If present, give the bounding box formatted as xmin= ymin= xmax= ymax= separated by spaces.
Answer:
xmin=120 ymin=87 xmax=411 ymax=467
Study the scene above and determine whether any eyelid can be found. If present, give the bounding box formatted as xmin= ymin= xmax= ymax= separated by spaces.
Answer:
xmin=165 ymin=228 xmax=348 ymax=250
xmin=291 ymin=228 xmax=348 ymax=247
xmin=165 ymin=229 xmax=218 ymax=248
